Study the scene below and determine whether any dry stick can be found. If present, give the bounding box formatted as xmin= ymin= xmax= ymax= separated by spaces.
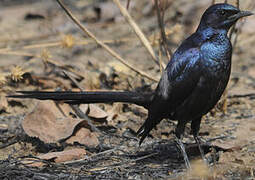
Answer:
xmin=87 ymin=152 xmax=157 ymax=172
xmin=126 ymin=0 xmax=131 ymax=9
xmin=63 ymin=70 xmax=101 ymax=133
xmin=236 ymin=0 xmax=239 ymax=8
xmin=55 ymin=0 xmax=158 ymax=82
xmin=158 ymin=43 xmax=163 ymax=74
xmin=112 ymin=0 xmax=162 ymax=67
xmin=0 ymin=51 xmax=35 ymax=57
xmin=70 ymin=103 xmax=101 ymax=133
xmin=63 ymin=147 xmax=121 ymax=165
xmin=155 ymin=0 xmax=172 ymax=62
xmin=0 ymin=37 xmax=135 ymax=52
xmin=229 ymin=0 xmax=240 ymax=40
xmin=62 ymin=70 xmax=84 ymax=91
xmin=0 ymin=137 xmax=18 ymax=149
xmin=0 ymin=33 xmax=55 ymax=44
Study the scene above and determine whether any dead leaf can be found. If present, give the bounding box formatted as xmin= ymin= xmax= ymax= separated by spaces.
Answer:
xmin=22 ymin=101 xmax=85 ymax=143
xmin=212 ymin=140 xmax=242 ymax=152
xmin=79 ymin=104 xmax=89 ymax=114
xmin=88 ymin=104 xmax=108 ymax=119
xmin=66 ymin=128 xmax=99 ymax=147
xmin=80 ymin=104 xmax=108 ymax=119
xmin=21 ymin=158 xmax=46 ymax=167
xmin=22 ymin=148 xmax=86 ymax=167
xmin=38 ymin=148 xmax=86 ymax=163
xmin=106 ymin=103 xmax=122 ymax=122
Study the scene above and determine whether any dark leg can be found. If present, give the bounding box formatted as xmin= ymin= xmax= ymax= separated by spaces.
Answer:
xmin=191 ymin=117 xmax=207 ymax=162
xmin=175 ymin=121 xmax=191 ymax=169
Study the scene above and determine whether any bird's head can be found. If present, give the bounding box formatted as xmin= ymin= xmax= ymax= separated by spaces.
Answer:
xmin=198 ymin=3 xmax=253 ymax=31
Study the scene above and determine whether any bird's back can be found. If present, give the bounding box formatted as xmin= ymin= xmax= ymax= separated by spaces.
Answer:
xmin=147 ymin=28 xmax=232 ymax=125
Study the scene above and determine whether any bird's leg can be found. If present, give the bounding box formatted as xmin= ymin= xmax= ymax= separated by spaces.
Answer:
xmin=193 ymin=135 xmax=206 ymax=162
xmin=175 ymin=121 xmax=191 ymax=169
xmin=191 ymin=117 xmax=207 ymax=163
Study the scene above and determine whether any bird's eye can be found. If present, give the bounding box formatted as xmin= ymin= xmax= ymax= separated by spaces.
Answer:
xmin=220 ymin=10 xmax=226 ymax=16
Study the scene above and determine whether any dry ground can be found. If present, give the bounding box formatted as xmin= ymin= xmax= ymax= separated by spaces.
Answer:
xmin=0 ymin=0 xmax=255 ymax=179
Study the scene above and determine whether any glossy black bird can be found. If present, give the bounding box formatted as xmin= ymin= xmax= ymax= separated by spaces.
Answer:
xmin=8 ymin=3 xmax=252 ymax=168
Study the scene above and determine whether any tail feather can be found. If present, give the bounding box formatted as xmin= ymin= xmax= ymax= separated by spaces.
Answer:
xmin=8 ymin=90 xmax=156 ymax=143
xmin=8 ymin=91 xmax=153 ymax=108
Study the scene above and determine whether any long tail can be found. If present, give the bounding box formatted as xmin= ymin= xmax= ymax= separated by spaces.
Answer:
xmin=8 ymin=91 xmax=153 ymax=108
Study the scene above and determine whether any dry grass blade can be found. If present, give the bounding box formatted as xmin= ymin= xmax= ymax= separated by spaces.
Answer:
xmin=62 ymin=70 xmax=84 ymax=91
xmin=55 ymin=0 xmax=158 ymax=82
xmin=113 ymin=0 xmax=160 ymax=66
xmin=155 ymin=0 xmax=172 ymax=63
xmin=0 ymin=37 xmax=134 ymax=52
xmin=126 ymin=0 xmax=131 ymax=9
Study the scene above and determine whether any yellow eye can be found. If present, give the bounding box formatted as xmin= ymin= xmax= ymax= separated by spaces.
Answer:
xmin=220 ymin=10 xmax=226 ymax=16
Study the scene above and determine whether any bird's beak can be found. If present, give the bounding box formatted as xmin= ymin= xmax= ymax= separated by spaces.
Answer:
xmin=228 ymin=10 xmax=253 ymax=21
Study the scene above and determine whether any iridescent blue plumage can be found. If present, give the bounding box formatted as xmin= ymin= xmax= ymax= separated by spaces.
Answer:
xmin=137 ymin=4 xmax=252 ymax=165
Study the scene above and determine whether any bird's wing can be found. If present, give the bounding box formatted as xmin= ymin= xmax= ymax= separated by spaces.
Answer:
xmin=155 ymin=48 xmax=202 ymax=110
xmin=137 ymin=48 xmax=202 ymax=144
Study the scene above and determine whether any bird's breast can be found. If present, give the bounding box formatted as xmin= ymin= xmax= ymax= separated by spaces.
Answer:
xmin=201 ymin=39 xmax=231 ymax=61
xmin=200 ymin=37 xmax=232 ymax=75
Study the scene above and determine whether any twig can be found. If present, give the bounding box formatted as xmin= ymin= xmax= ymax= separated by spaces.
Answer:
xmin=55 ymin=0 xmax=158 ymax=82
xmin=62 ymin=70 xmax=84 ymax=91
xmin=0 ymin=137 xmax=18 ymax=149
xmin=229 ymin=0 xmax=240 ymax=41
xmin=0 ymin=51 xmax=35 ymax=57
xmin=126 ymin=0 xmax=131 ymax=9
xmin=129 ymin=152 xmax=157 ymax=162
xmin=86 ymin=146 xmax=126 ymax=161
xmin=228 ymin=93 xmax=255 ymax=99
xmin=155 ymin=0 xmax=172 ymax=62
xmin=206 ymin=135 xmax=232 ymax=142
xmin=70 ymin=105 xmax=100 ymax=133
xmin=113 ymin=0 xmax=160 ymax=66
xmin=63 ymin=70 xmax=100 ymax=133
xmin=230 ymin=0 xmax=244 ymax=50
xmin=158 ymin=43 xmax=164 ymax=74
xmin=87 ymin=152 xmax=157 ymax=172
xmin=0 ymin=37 xmax=135 ymax=52
xmin=236 ymin=0 xmax=239 ymax=8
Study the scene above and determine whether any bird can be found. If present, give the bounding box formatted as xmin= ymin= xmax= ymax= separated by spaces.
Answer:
xmin=8 ymin=3 xmax=252 ymax=168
